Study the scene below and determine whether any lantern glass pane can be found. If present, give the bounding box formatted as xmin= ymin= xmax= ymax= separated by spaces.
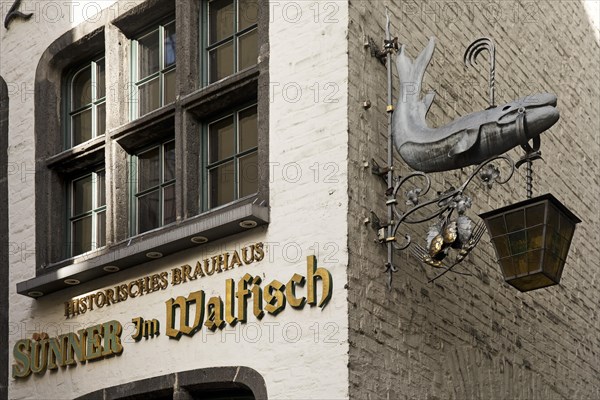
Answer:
xmin=508 ymin=230 xmax=527 ymax=254
xmin=544 ymin=252 xmax=562 ymax=279
xmin=559 ymin=237 xmax=571 ymax=262
xmin=546 ymin=203 xmax=559 ymax=230
xmin=526 ymin=203 xmax=545 ymax=226
xmin=487 ymin=216 xmax=507 ymax=237
xmin=545 ymin=227 xmax=562 ymax=257
xmin=559 ymin=214 xmax=575 ymax=240
xmin=513 ymin=254 xmax=528 ymax=276
xmin=528 ymin=250 xmax=543 ymax=271
xmin=505 ymin=209 xmax=525 ymax=232
xmin=499 ymin=257 xmax=515 ymax=278
xmin=493 ymin=236 xmax=511 ymax=258
xmin=527 ymin=226 xmax=544 ymax=250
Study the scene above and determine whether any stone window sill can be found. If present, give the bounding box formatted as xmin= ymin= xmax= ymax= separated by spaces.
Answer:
xmin=17 ymin=196 xmax=269 ymax=298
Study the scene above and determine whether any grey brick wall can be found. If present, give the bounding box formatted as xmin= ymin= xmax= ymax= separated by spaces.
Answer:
xmin=347 ymin=1 xmax=600 ymax=399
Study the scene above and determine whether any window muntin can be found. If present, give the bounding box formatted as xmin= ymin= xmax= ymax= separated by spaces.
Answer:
xmin=70 ymin=169 xmax=106 ymax=257
xmin=133 ymin=140 xmax=176 ymax=234
xmin=132 ymin=21 xmax=177 ymax=118
xmin=69 ymin=58 xmax=106 ymax=147
xmin=206 ymin=104 xmax=258 ymax=208
xmin=207 ymin=0 xmax=258 ymax=84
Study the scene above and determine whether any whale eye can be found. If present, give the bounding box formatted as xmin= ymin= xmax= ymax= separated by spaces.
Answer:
xmin=502 ymin=105 xmax=511 ymax=111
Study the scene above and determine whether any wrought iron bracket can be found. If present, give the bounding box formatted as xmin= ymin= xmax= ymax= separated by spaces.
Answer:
xmin=371 ymin=158 xmax=394 ymax=186
xmin=367 ymin=36 xmax=399 ymax=65
xmin=368 ymin=211 xmax=390 ymax=231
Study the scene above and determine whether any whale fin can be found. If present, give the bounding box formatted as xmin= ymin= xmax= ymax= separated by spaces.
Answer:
xmin=448 ymin=129 xmax=480 ymax=158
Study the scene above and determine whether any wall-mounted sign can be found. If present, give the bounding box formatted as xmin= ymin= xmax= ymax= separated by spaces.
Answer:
xmin=12 ymin=252 xmax=334 ymax=380
xmin=12 ymin=321 xmax=123 ymax=378
xmin=64 ymin=243 xmax=265 ymax=319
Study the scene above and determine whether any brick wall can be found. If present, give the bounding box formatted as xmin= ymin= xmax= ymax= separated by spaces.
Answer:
xmin=347 ymin=1 xmax=600 ymax=399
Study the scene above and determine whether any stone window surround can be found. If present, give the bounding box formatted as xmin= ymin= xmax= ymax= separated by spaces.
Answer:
xmin=76 ymin=366 xmax=268 ymax=400
xmin=19 ymin=0 xmax=270 ymax=299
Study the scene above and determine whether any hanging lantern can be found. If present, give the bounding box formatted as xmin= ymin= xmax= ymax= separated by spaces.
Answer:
xmin=480 ymin=194 xmax=580 ymax=292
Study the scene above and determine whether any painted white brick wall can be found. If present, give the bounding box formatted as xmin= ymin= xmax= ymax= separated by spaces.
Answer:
xmin=1 ymin=1 xmax=350 ymax=399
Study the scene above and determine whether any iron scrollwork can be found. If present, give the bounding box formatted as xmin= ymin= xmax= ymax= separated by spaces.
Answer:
xmin=373 ymin=155 xmax=516 ymax=285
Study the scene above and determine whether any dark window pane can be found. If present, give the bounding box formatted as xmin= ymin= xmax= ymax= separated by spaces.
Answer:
xmin=72 ymin=216 xmax=92 ymax=256
xmin=163 ymin=184 xmax=176 ymax=225
xmin=209 ymin=116 xmax=235 ymax=163
xmin=209 ymin=41 xmax=234 ymax=83
xmin=73 ymin=175 xmax=93 ymax=216
xmin=238 ymin=28 xmax=258 ymax=71
xmin=164 ymin=69 xmax=176 ymax=104
xmin=138 ymin=147 xmax=161 ymax=192
xmin=97 ymin=170 xmax=106 ymax=207
xmin=96 ymin=210 xmax=106 ymax=248
xmin=97 ymin=102 xmax=106 ymax=136
xmin=96 ymin=59 xmax=106 ymax=99
xmin=72 ymin=66 xmax=92 ymax=110
xmin=138 ymin=30 xmax=160 ymax=79
xmin=209 ymin=0 xmax=234 ymax=44
xmin=239 ymin=0 xmax=258 ymax=30
xmin=210 ymin=162 xmax=234 ymax=207
xmin=138 ymin=77 xmax=160 ymax=116
xmin=72 ymin=109 xmax=93 ymax=146
xmin=239 ymin=152 xmax=258 ymax=198
xmin=164 ymin=22 xmax=177 ymax=67
xmin=164 ymin=141 xmax=176 ymax=182
xmin=138 ymin=190 xmax=160 ymax=233
xmin=239 ymin=106 xmax=258 ymax=151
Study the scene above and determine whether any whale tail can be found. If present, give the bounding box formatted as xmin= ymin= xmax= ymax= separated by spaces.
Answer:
xmin=395 ymin=37 xmax=437 ymax=123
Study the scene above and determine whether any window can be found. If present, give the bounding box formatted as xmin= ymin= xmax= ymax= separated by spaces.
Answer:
xmin=132 ymin=140 xmax=176 ymax=234
xmin=69 ymin=169 xmax=106 ymax=257
xmin=27 ymin=1 xmax=269 ymax=298
xmin=206 ymin=104 xmax=258 ymax=209
xmin=132 ymin=20 xmax=177 ymax=118
xmin=68 ymin=58 xmax=106 ymax=147
xmin=206 ymin=0 xmax=258 ymax=84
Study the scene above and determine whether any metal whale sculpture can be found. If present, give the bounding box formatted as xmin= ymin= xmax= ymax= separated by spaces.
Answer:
xmin=392 ymin=38 xmax=560 ymax=173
